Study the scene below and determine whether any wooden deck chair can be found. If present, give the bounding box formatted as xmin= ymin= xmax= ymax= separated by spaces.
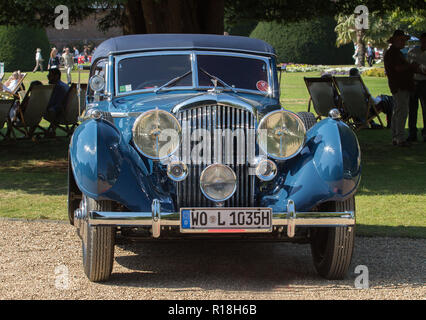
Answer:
xmin=332 ymin=76 xmax=384 ymax=131
xmin=0 ymin=72 xmax=27 ymax=99
xmin=78 ymin=83 xmax=88 ymax=114
xmin=304 ymin=77 xmax=341 ymax=119
xmin=47 ymin=83 xmax=88 ymax=137
xmin=10 ymin=72 xmax=27 ymax=95
xmin=55 ymin=84 xmax=79 ymax=136
xmin=11 ymin=84 xmax=55 ymax=139
xmin=0 ymin=99 xmax=14 ymax=140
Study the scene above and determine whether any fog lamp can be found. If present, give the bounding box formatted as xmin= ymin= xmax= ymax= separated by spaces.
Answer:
xmin=255 ymin=159 xmax=277 ymax=181
xmin=200 ymin=164 xmax=236 ymax=202
xmin=167 ymin=160 xmax=188 ymax=181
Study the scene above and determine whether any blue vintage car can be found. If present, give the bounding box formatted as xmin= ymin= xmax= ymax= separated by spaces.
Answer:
xmin=68 ymin=34 xmax=361 ymax=282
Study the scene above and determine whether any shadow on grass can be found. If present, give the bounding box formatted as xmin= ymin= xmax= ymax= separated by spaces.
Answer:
xmin=0 ymin=137 xmax=69 ymax=196
xmin=356 ymin=128 xmax=426 ymax=196
xmin=357 ymin=224 xmax=426 ymax=239
xmin=0 ymin=136 xmax=69 ymax=161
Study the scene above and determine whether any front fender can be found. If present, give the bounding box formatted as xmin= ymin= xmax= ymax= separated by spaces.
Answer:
xmin=69 ymin=119 xmax=123 ymax=198
xmin=69 ymin=119 xmax=174 ymax=212
xmin=261 ymin=118 xmax=361 ymax=211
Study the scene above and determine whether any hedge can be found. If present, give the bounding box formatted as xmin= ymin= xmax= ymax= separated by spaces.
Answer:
xmin=250 ymin=17 xmax=354 ymax=65
xmin=0 ymin=25 xmax=51 ymax=72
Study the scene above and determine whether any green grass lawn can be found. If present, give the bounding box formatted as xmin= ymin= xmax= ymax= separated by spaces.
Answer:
xmin=1 ymin=69 xmax=425 ymax=238
xmin=2 ymin=69 xmax=89 ymax=87
xmin=280 ymin=71 xmax=425 ymax=238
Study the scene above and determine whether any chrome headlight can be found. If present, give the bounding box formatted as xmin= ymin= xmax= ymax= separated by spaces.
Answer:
xmin=200 ymin=164 xmax=236 ymax=202
xmin=89 ymin=75 xmax=105 ymax=92
xmin=132 ymin=109 xmax=181 ymax=160
xmin=257 ymin=110 xmax=306 ymax=160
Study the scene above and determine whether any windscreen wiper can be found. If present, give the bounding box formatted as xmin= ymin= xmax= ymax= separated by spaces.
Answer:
xmin=198 ymin=67 xmax=237 ymax=93
xmin=154 ymin=70 xmax=192 ymax=94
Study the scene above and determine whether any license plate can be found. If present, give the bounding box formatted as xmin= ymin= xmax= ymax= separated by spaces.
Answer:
xmin=180 ymin=208 xmax=272 ymax=233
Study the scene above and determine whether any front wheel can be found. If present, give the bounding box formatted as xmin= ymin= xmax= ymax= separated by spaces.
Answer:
xmin=310 ymin=196 xmax=355 ymax=280
xmin=81 ymin=196 xmax=115 ymax=282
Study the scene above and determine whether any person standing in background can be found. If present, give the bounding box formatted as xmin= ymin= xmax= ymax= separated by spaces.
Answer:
xmin=407 ymin=32 xmax=426 ymax=142
xmin=33 ymin=48 xmax=43 ymax=72
xmin=62 ymin=47 xmax=74 ymax=85
xmin=48 ymin=47 xmax=60 ymax=70
xmin=384 ymin=30 xmax=420 ymax=147
xmin=83 ymin=45 xmax=89 ymax=62
xmin=366 ymin=42 xmax=375 ymax=67
xmin=353 ymin=43 xmax=359 ymax=66
xmin=73 ymin=46 xmax=80 ymax=64
xmin=45 ymin=68 xmax=70 ymax=132
xmin=73 ymin=46 xmax=79 ymax=57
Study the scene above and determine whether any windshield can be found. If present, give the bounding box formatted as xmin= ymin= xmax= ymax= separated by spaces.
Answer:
xmin=117 ymin=54 xmax=192 ymax=94
xmin=197 ymin=55 xmax=270 ymax=93
xmin=115 ymin=52 xmax=271 ymax=95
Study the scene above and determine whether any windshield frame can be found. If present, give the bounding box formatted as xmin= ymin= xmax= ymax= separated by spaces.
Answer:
xmin=114 ymin=50 xmax=274 ymax=98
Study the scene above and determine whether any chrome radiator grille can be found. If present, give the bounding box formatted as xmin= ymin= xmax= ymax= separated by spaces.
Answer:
xmin=176 ymin=105 xmax=256 ymax=208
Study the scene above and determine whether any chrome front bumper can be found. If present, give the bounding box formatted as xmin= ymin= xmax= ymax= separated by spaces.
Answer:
xmin=85 ymin=199 xmax=355 ymax=238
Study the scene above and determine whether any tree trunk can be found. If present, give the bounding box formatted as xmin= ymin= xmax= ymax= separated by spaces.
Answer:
xmin=356 ymin=29 xmax=366 ymax=67
xmin=198 ymin=0 xmax=224 ymax=34
xmin=122 ymin=0 xmax=146 ymax=35
xmin=138 ymin=0 xmax=224 ymax=34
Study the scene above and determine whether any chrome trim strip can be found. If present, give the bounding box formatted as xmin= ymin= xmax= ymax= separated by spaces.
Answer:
xmin=180 ymin=228 xmax=273 ymax=234
xmin=172 ymin=93 xmax=255 ymax=114
xmin=88 ymin=210 xmax=355 ymax=227
xmin=110 ymin=111 xmax=143 ymax=118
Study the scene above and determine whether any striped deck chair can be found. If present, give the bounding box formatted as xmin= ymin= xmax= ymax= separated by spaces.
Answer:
xmin=47 ymin=83 xmax=88 ymax=137
xmin=11 ymin=84 xmax=55 ymax=139
xmin=332 ymin=76 xmax=384 ymax=131
xmin=304 ymin=77 xmax=341 ymax=119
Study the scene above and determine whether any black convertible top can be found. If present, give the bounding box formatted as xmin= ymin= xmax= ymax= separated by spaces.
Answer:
xmin=92 ymin=34 xmax=276 ymax=61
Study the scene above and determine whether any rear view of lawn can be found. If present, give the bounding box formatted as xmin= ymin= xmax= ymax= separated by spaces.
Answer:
xmin=0 ymin=70 xmax=425 ymax=238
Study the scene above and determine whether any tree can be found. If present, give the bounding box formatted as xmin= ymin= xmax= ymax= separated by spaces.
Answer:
xmin=225 ymin=0 xmax=337 ymax=26
xmin=335 ymin=14 xmax=368 ymax=67
xmin=250 ymin=17 xmax=353 ymax=65
xmin=0 ymin=0 xmax=425 ymax=35
xmin=366 ymin=9 xmax=426 ymax=48
xmin=97 ymin=0 xmax=224 ymax=35
xmin=0 ymin=0 xmax=224 ymax=35
xmin=0 ymin=1 xmax=94 ymax=27
xmin=0 ymin=25 xmax=51 ymax=72
xmin=335 ymin=8 xmax=426 ymax=66
xmin=226 ymin=0 xmax=426 ymax=27
xmin=227 ymin=0 xmax=424 ymax=68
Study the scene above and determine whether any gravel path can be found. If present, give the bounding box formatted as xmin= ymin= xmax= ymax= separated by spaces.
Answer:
xmin=0 ymin=219 xmax=424 ymax=300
